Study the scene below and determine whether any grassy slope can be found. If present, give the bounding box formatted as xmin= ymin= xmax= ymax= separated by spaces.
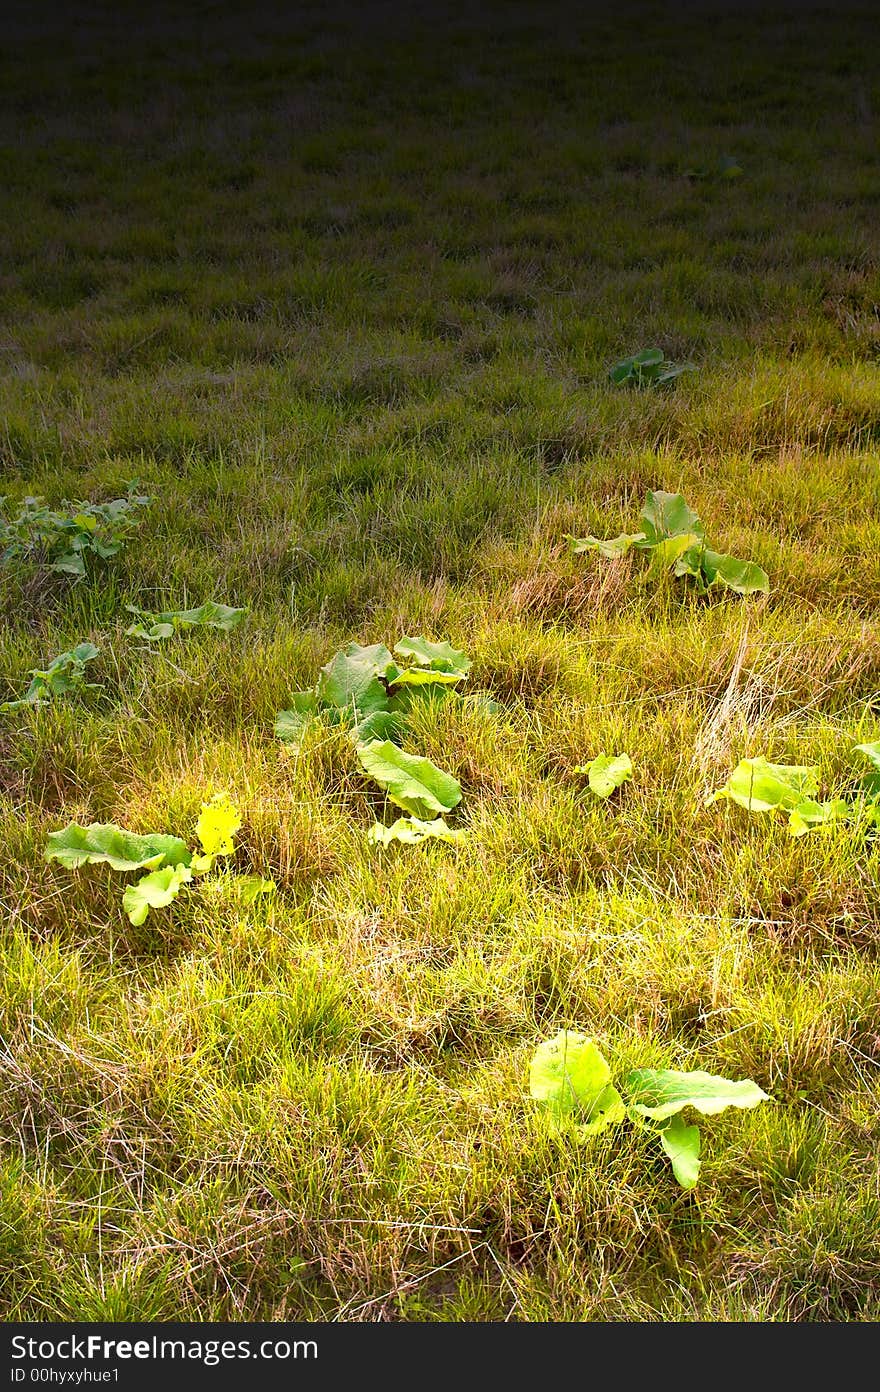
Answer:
xmin=1 ymin=0 xmax=880 ymax=1320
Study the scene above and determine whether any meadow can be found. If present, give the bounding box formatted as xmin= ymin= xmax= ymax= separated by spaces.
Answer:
xmin=1 ymin=0 xmax=879 ymax=1320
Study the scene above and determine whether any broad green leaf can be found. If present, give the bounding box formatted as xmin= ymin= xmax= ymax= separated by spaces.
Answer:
xmin=640 ymin=491 xmax=705 ymax=544
xmin=125 ymin=601 xmax=246 ymax=640
xmin=852 ymin=745 xmax=880 ymax=811
xmin=701 ymin=550 xmax=770 ymax=596
xmin=123 ymin=864 xmax=192 ymax=926
xmin=392 ymin=636 xmax=471 ymax=679
xmin=860 ymin=771 xmax=880 ymax=799
xmin=195 ymin=793 xmax=241 ymax=858
xmin=788 ymin=798 xmax=849 ymax=837
xmin=356 ymin=739 xmax=462 ymax=819
xmin=46 ymin=823 xmax=191 ymax=872
xmin=339 ymin=641 xmax=398 ymax=679
xmin=367 ymin=816 xmax=465 ymax=846
xmin=347 ymin=709 xmax=401 ymax=744
xmin=275 ymin=691 xmax=318 ymax=745
xmin=61 ymin=642 xmax=100 ymax=666
xmin=853 ymin=741 xmax=880 ymax=773
xmin=625 ymin=1067 xmax=770 ymax=1121
xmin=609 ymin=349 xmax=666 ymax=386
xmin=529 ymin=1031 xmax=626 ymax=1134
xmin=238 ymin=875 xmax=276 ymax=903
xmin=389 ymin=667 xmax=464 ymax=687
xmin=709 ymin=757 xmax=819 ymax=814
xmin=576 ymin=753 xmax=633 ymax=798
xmin=128 ymin=621 xmax=175 ymax=640
xmin=659 ymin=1114 xmax=701 ymax=1189
xmin=50 ymin=552 xmax=87 ymax=577
xmin=672 ymin=544 xmax=707 ymax=583
xmin=646 ymin=532 xmax=702 ymax=576
xmin=567 ymin=532 xmax=647 ymax=557
xmin=317 ymin=650 xmax=393 ymax=725
xmin=654 ymin=361 xmax=696 ymax=385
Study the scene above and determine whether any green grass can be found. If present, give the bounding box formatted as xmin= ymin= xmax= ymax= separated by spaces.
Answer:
xmin=2 ymin=0 xmax=880 ymax=1321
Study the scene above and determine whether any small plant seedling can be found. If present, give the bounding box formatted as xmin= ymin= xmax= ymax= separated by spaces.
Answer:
xmin=45 ymin=793 xmax=274 ymax=926
xmin=0 ymin=485 xmax=150 ymax=578
xmin=1 ymin=642 xmax=100 ymax=712
xmin=529 ymin=1031 xmax=769 ymax=1188
xmin=568 ymin=489 xmax=769 ymax=597
xmin=608 ymin=348 xmax=696 ymax=388
xmin=575 ymin=752 xmax=632 ymax=798
xmin=125 ymin=600 xmax=247 ymax=640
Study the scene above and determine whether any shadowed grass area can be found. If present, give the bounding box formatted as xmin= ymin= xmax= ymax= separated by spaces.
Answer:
xmin=1 ymin=0 xmax=880 ymax=1321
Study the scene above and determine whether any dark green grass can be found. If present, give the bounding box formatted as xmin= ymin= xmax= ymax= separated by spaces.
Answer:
xmin=1 ymin=0 xmax=879 ymax=1321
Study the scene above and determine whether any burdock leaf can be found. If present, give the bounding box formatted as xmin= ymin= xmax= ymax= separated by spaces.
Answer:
xmin=125 ymin=601 xmax=246 ymax=639
xmin=317 ymin=651 xmax=393 ymax=724
xmin=709 ymin=757 xmax=819 ymax=813
xmin=356 ymin=740 xmax=461 ymax=819
xmin=625 ymin=1068 xmax=770 ymax=1121
xmin=659 ymin=1114 xmax=701 ymax=1189
xmin=567 ymin=532 xmax=647 ymax=557
xmin=853 ymin=741 xmax=880 ymax=773
xmin=529 ymin=1031 xmax=626 ymax=1135
xmin=45 ymin=823 xmax=191 ymax=872
xmin=576 ymin=753 xmax=633 ymax=798
xmin=389 ymin=667 xmax=464 ymax=687
xmin=640 ymin=491 xmax=705 ymax=544
xmin=787 ymin=798 xmax=850 ymax=837
xmin=367 ymin=816 xmax=465 ymax=846
xmin=646 ymin=532 xmax=703 ymax=576
xmin=392 ymin=636 xmax=471 ymax=679
xmin=195 ymin=793 xmax=241 ymax=858
xmin=701 ymin=550 xmax=770 ymax=596
xmin=123 ymin=864 xmax=192 ymax=926
xmin=275 ymin=691 xmax=318 ymax=745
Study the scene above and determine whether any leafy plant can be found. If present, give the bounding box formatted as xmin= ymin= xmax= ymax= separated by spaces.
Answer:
xmin=45 ymin=793 xmax=273 ymax=926
xmin=125 ymin=600 xmax=247 ymax=640
xmin=0 ymin=486 xmax=150 ymax=578
xmin=710 ymin=742 xmax=880 ymax=837
xmin=575 ymin=752 xmax=632 ymax=798
xmin=1 ymin=642 xmax=100 ymax=713
xmin=529 ymin=1031 xmax=769 ymax=1188
xmin=568 ymin=489 xmax=769 ymax=597
xmin=608 ymin=348 xmax=695 ymax=388
xmin=357 ymin=740 xmax=462 ymax=819
xmin=853 ymin=741 xmax=880 ymax=825
xmin=275 ymin=635 xmax=472 ymax=749
xmin=276 ymin=635 xmax=470 ymax=844
xmin=123 ymin=864 xmax=193 ymax=927
xmin=367 ymin=816 xmax=465 ymax=846
xmin=708 ymin=757 xmax=849 ymax=836
xmin=45 ymin=823 xmax=191 ymax=872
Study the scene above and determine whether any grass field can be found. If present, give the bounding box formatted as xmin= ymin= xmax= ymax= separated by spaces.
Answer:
xmin=2 ymin=0 xmax=880 ymax=1321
